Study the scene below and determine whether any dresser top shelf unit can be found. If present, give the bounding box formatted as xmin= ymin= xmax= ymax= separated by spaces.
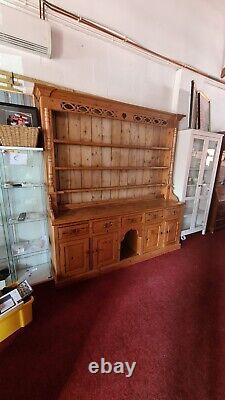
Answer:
xmin=34 ymin=84 xmax=184 ymax=222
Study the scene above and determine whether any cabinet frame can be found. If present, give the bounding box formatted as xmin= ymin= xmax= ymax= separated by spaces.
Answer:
xmin=34 ymin=84 xmax=184 ymax=285
xmin=173 ymin=129 xmax=223 ymax=236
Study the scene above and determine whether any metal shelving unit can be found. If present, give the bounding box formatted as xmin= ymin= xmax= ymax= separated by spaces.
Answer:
xmin=0 ymin=146 xmax=52 ymax=285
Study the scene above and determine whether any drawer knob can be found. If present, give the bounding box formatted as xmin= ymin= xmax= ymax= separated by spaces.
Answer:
xmin=104 ymin=222 xmax=113 ymax=228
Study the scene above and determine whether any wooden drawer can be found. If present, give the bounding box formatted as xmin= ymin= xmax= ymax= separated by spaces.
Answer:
xmin=122 ymin=214 xmax=142 ymax=227
xmin=58 ymin=223 xmax=89 ymax=241
xmin=145 ymin=210 xmax=164 ymax=224
xmin=164 ymin=207 xmax=180 ymax=220
xmin=92 ymin=218 xmax=119 ymax=235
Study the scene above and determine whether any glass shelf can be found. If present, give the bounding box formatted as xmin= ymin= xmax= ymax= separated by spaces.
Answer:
xmin=11 ymin=237 xmax=48 ymax=258
xmin=8 ymin=212 xmax=46 ymax=225
xmin=185 ymin=196 xmax=195 ymax=201
xmin=2 ymin=183 xmax=44 ymax=189
xmin=17 ymin=262 xmax=52 ymax=286
xmin=0 ymin=148 xmax=44 ymax=184
xmin=183 ymin=209 xmax=193 ymax=217
xmin=183 ymin=215 xmax=191 ymax=230
xmin=0 ymin=251 xmax=7 ymax=261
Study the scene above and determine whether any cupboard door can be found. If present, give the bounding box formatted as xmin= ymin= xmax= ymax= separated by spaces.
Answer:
xmin=164 ymin=220 xmax=179 ymax=246
xmin=92 ymin=233 xmax=119 ymax=269
xmin=143 ymin=223 xmax=163 ymax=253
xmin=60 ymin=238 xmax=89 ymax=277
xmin=183 ymin=137 xmax=205 ymax=232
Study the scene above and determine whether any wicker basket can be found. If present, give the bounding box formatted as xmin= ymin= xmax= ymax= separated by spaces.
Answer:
xmin=0 ymin=125 xmax=39 ymax=147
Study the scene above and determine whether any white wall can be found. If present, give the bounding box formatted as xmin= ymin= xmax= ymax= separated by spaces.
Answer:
xmin=1 ymin=0 xmax=225 ymax=130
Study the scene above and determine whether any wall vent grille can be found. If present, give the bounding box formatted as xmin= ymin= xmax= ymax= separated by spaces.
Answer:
xmin=0 ymin=32 xmax=49 ymax=56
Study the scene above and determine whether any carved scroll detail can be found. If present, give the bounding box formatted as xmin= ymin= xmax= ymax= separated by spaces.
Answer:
xmin=61 ymin=101 xmax=117 ymax=118
xmin=133 ymin=114 xmax=168 ymax=126
xmin=60 ymin=101 xmax=168 ymax=126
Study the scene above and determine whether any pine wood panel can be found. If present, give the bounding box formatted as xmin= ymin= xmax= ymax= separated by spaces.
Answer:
xmin=101 ymin=118 xmax=111 ymax=201
xmin=80 ymin=115 xmax=92 ymax=202
xmin=91 ymin=117 xmax=102 ymax=202
xmin=111 ymin=120 xmax=121 ymax=199
xmin=55 ymin=112 xmax=70 ymax=205
xmin=53 ymin=139 xmax=171 ymax=151
xmin=68 ymin=113 xmax=82 ymax=203
xmin=119 ymin=121 xmax=130 ymax=198
xmin=143 ymin=125 xmax=152 ymax=197
xmin=52 ymin=111 xmax=173 ymax=205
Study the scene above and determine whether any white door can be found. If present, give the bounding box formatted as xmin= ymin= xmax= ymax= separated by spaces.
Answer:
xmin=193 ymin=138 xmax=221 ymax=233
xmin=182 ymin=136 xmax=205 ymax=233
xmin=182 ymin=136 xmax=221 ymax=235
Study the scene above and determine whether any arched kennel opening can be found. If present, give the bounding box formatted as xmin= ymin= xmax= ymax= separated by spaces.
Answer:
xmin=120 ymin=229 xmax=140 ymax=260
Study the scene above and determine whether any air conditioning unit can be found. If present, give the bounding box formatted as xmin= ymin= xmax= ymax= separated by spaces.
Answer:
xmin=0 ymin=4 xmax=51 ymax=58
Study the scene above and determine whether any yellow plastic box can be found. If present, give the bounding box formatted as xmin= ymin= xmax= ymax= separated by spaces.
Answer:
xmin=0 ymin=297 xmax=34 ymax=342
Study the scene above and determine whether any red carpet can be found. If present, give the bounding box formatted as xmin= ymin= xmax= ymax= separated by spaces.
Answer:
xmin=0 ymin=230 xmax=225 ymax=400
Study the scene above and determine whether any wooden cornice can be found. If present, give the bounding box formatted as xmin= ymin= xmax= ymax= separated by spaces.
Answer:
xmin=34 ymin=84 xmax=185 ymax=127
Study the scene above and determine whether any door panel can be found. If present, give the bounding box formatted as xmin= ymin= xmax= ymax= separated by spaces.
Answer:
xmin=92 ymin=232 xmax=119 ymax=269
xmin=186 ymin=137 xmax=204 ymax=199
xmin=164 ymin=220 xmax=179 ymax=246
xmin=60 ymin=238 xmax=89 ymax=277
xmin=184 ymin=136 xmax=219 ymax=233
xmin=143 ymin=223 xmax=163 ymax=253
xmin=200 ymin=140 xmax=218 ymax=196
xmin=194 ymin=139 xmax=219 ymax=231
xmin=182 ymin=199 xmax=194 ymax=231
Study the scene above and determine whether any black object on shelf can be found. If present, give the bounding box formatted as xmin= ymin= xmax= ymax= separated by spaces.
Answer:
xmin=0 ymin=268 xmax=10 ymax=281
xmin=18 ymin=212 xmax=26 ymax=222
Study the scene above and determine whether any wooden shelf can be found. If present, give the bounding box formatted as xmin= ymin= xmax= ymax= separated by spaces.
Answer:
xmin=55 ymin=166 xmax=169 ymax=171
xmin=53 ymin=139 xmax=171 ymax=151
xmin=55 ymin=198 xmax=180 ymax=223
xmin=56 ymin=183 xmax=166 ymax=194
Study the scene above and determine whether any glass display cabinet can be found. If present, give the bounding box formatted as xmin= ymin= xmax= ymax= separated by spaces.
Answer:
xmin=0 ymin=187 xmax=15 ymax=288
xmin=173 ymin=129 xmax=223 ymax=238
xmin=0 ymin=146 xmax=51 ymax=285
